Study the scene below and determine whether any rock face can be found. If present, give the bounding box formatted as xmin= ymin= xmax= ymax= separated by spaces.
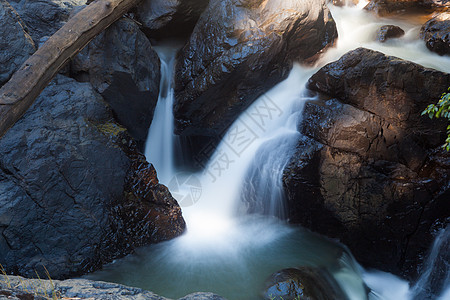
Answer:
xmin=364 ymin=0 xmax=434 ymax=16
xmin=376 ymin=25 xmax=405 ymax=42
xmin=71 ymin=17 xmax=161 ymax=150
xmin=421 ymin=12 xmax=450 ymax=56
xmin=0 ymin=276 xmax=226 ymax=300
xmin=283 ymin=48 xmax=450 ymax=279
xmin=174 ymin=0 xmax=337 ymax=159
xmin=262 ymin=267 xmax=347 ymax=300
xmin=0 ymin=75 xmax=185 ymax=279
xmin=8 ymin=0 xmax=86 ymax=44
xmin=0 ymin=0 xmax=35 ymax=86
xmin=137 ymin=0 xmax=210 ymax=39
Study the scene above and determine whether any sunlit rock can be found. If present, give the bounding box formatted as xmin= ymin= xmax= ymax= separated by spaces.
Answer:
xmin=421 ymin=12 xmax=450 ymax=56
xmin=284 ymin=48 xmax=450 ymax=280
xmin=174 ymin=0 xmax=337 ymax=160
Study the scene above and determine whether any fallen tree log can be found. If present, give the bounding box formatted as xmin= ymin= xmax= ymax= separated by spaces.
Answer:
xmin=0 ymin=0 xmax=143 ymax=138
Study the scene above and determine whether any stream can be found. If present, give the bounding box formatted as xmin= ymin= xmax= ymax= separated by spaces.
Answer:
xmin=86 ymin=2 xmax=450 ymax=299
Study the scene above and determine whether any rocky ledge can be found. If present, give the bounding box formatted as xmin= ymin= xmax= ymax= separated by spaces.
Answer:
xmin=0 ymin=276 xmax=226 ymax=300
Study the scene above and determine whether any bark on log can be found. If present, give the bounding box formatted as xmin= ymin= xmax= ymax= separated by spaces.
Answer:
xmin=0 ymin=0 xmax=143 ymax=138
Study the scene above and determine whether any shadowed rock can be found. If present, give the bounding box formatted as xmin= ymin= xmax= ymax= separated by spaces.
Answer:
xmin=376 ymin=25 xmax=405 ymax=42
xmin=263 ymin=267 xmax=347 ymax=300
xmin=8 ymin=0 xmax=87 ymax=45
xmin=0 ymin=75 xmax=184 ymax=279
xmin=71 ymin=17 xmax=161 ymax=150
xmin=137 ymin=0 xmax=210 ymax=39
xmin=0 ymin=0 xmax=35 ymax=86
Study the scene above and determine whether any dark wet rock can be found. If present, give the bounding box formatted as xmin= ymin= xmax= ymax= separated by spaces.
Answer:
xmin=0 ymin=75 xmax=184 ymax=279
xmin=0 ymin=0 xmax=35 ymax=86
xmin=0 ymin=276 xmax=226 ymax=300
xmin=283 ymin=48 xmax=450 ymax=280
xmin=262 ymin=267 xmax=347 ymax=300
xmin=412 ymin=225 xmax=450 ymax=300
xmin=8 ymin=0 xmax=86 ymax=44
xmin=364 ymin=0 xmax=434 ymax=16
xmin=71 ymin=18 xmax=161 ymax=150
xmin=136 ymin=0 xmax=210 ymax=39
xmin=173 ymin=0 xmax=337 ymax=158
xmin=376 ymin=25 xmax=405 ymax=42
xmin=421 ymin=12 xmax=450 ymax=56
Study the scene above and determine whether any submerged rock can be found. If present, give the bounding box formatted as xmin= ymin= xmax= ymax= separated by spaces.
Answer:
xmin=136 ymin=0 xmax=210 ymax=39
xmin=283 ymin=48 xmax=450 ymax=280
xmin=0 ymin=75 xmax=185 ymax=279
xmin=262 ymin=267 xmax=347 ymax=300
xmin=8 ymin=0 xmax=86 ymax=44
xmin=376 ymin=25 xmax=405 ymax=42
xmin=71 ymin=17 xmax=161 ymax=151
xmin=174 ymin=0 xmax=337 ymax=161
xmin=421 ymin=12 xmax=450 ymax=56
xmin=0 ymin=0 xmax=35 ymax=86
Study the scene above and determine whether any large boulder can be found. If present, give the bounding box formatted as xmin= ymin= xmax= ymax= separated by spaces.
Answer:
xmin=421 ymin=12 xmax=450 ymax=56
xmin=0 ymin=75 xmax=185 ymax=279
xmin=262 ymin=267 xmax=347 ymax=300
xmin=136 ymin=0 xmax=210 ymax=39
xmin=364 ymin=0 xmax=434 ymax=16
xmin=71 ymin=17 xmax=161 ymax=151
xmin=173 ymin=0 xmax=337 ymax=160
xmin=0 ymin=0 xmax=35 ymax=86
xmin=8 ymin=0 xmax=86 ymax=44
xmin=283 ymin=48 xmax=450 ymax=280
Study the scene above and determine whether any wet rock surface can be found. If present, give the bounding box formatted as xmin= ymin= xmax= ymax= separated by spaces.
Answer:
xmin=0 ymin=75 xmax=185 ymax=279
xmin=137 ymin=0 xmax=210 ymax=39
xmin=376 ymin=24 xmax=405 ymax=42
xmin=0 ymin=276 xmax=226 ymax=300
xmin=263 ymin=267 xmax=347 ymax=300
xmin=0 ymin=0 xmax=35 ymax=86
xmin=364 ymin=0 xmax=434 ymax=16
xmin=173 ymin=0 xmax=337 ymax=158
xmin=8 ymin=0 xmax=86 ymax=44
xmin=421 ymin=12 xmax=450 ymax=56
xmin=283 ymin=48 xmax=450 ymax=280
xmin=71 ymin=17 xmax=161 ymax=150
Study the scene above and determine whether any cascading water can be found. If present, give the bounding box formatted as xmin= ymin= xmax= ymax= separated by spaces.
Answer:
xmin=87 ymin=2 xmax=450 ymax=299
xmin=145 ymin=42 xmax=181 ymax=184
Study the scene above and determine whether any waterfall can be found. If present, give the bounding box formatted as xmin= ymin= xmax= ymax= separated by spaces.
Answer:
xmin=144 ymin=42 xmax=181 ymax=184
xmin=88 ymin=3 xmax=450 ymax=300
xmin=412 ymin=226 xmax=450 ymax=299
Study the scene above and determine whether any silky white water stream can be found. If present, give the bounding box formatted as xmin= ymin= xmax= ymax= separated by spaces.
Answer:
xmin=88 ymin=2 xmax=450 ymax=299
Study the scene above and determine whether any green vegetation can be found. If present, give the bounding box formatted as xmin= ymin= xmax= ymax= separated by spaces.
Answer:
xmin=422 ymin=87 xmax=450 ymax=151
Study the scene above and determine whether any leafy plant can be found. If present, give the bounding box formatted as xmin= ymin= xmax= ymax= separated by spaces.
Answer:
xmin=422 ymin=87 xmax=450 ymax=151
